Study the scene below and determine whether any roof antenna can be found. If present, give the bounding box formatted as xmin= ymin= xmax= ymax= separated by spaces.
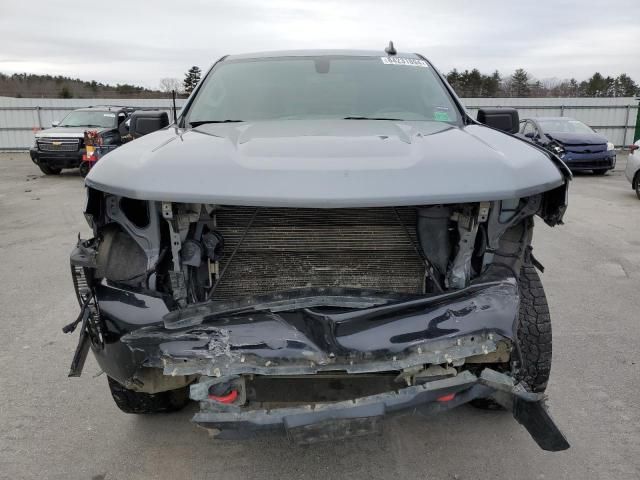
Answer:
xmin=171 ymin=90 xmax=178 ymax=126
xmin=385 ymin=41 xmax=397 ymax=55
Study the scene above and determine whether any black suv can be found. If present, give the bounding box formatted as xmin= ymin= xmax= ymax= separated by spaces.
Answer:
xmin=30 ymin=106 xmax=133 ymax=175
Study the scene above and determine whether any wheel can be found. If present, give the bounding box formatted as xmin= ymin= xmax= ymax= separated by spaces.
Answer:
xmin=592 ymin=169 xmax=608 ymax=175
xmin=107 ymin=376 xmax=190 ymax=414
xmin=635 ymin=173 xmax=640 ymax=200
xmin=471 ymin=264 xmax=551 ymax=410
xmin=515 ymin=264 xmax=552 ymax=393
xmin=38 ymin=164 xmax=61 ymax=175
xmin=79 ymin=162 xmax=90 ymax=177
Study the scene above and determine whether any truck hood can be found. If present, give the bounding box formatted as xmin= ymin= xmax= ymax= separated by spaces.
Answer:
xmin=545 ymin=131 xmax=607 ymax=146
xmin=86 ymin=120 xmax=566 ymax=207
xmin=36 ymin=125 xmax=112 ymax=139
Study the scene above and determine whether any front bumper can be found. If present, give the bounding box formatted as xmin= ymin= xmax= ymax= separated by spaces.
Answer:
xmin=94 ymin=279 xmax=519 ymax=379
xmin=560 ymin=150 xmax=616 ymax=171
xmin=64 ymin=264 xmax=569 ymax=450
xmin=30 ymin=147 xmax=85 ymax=168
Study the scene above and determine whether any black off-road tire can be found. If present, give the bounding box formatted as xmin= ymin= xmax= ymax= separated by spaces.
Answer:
xmin=515 ymin=264 xmax=552 ymax=393
xmin=38 ymin=164 xmax=61 ymax=175
xmin=471 ymin=264 xmax=551 ymax=410
xmin=107 ymin=377 xmax=190 ymax=414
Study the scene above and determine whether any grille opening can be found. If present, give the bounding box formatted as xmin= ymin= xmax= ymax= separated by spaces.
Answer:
xmin=37 ymin=138 xmax=80 ymax=152
xmin=212 ymin=206 xmax=426 ymax=300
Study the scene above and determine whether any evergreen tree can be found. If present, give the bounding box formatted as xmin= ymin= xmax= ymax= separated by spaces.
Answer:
xmin=510 ymin=69 xmax=530 ymax=97
xmin=446 ymin=69 xmax=461 ymax=93
xmin=466 ymin=69 xmax=483 ymax=97
xmin=614 ymin=74 xmax=638 ymax=96
xmin=482 ymin=70 xmax=502 ymax=97
xmin=58 ymin=86 xmax=72 ymax=98
xmin=183 ymin=66 xmax=202 ymax=94
xmin=582 ymin=73 xmax=608 ymax=96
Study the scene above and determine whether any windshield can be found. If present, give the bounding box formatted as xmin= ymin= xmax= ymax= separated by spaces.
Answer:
xmin=186 ymin=56 xmax=459 ymax=124
xmin=538 ymin=119 xmax=594 ymax=134
xmin=59 ymin=111 xmax=117 ymax=128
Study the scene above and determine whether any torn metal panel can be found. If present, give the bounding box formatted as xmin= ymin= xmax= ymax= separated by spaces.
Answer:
xmin=114 ymin=279 xmax=518 ymax=378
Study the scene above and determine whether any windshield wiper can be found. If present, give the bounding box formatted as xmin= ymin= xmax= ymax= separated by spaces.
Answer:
xmin=190 ymin=120 xmax=245 ymax=127
xmin=343 ymin=116 xmax=406 ymax=121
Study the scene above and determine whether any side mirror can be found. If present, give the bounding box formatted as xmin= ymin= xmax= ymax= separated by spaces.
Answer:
xmin=118 ymin=118 xmax=130 ymax=136
xmin=51 ymin=121 xmax=59 ymax=127
xmin=524 ymin=131 xmax=535 ymax=139
xmin=129 ymin=110 xmax=169 ymax=139
xmin=477 ymin=108 xmax=519 ymax=134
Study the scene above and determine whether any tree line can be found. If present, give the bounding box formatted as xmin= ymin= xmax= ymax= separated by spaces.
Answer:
xmin=160 ymin=66 xmax=640 ymax=98
xmin=0 ymin=72 xmax=169 ymax=99
xmin=444 ymin=68 xmax=639 ymax=98
xmin=2 ymin=67 xmax=638 ymax=99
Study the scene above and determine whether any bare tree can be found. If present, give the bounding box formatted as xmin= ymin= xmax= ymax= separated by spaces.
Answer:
xmin=159 ymin=77 xmax=182 ymax=94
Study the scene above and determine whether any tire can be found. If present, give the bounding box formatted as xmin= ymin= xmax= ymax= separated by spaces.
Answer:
xmin=471 ymin=264 xmax=551 ymax=410
xmin=107 ymin=376 xmax=190 ymax=414
xmin=79 ymin=162 xmax=90 ymax=177
xmin=635 ymin=173 xmax=640 ymax=200
xmin=38 ymin=164 xmax=61 ymax=175
xmin=515 ymin=264 xmax=552 ymax=393
xmin=592 ymin=169 xmax=608 ymax=175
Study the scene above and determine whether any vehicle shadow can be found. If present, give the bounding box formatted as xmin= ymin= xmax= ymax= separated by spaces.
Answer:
xmin=121 ymin=402 xmax=554 ymax=479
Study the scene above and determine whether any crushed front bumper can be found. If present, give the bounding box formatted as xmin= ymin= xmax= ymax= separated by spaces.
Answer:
xmin=190 ymin=369 xmax=569 ymax=451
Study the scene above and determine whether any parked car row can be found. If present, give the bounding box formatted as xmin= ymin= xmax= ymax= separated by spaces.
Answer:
xmin=516 ymin=117 xmax=640 ymax=199
xmin=515 ymin=115 xmax=640 ymax=199
xmin=517 ymin=116 xmax=616 ymax=175
xmin=30 ymin=105 xmax=169 ymax=176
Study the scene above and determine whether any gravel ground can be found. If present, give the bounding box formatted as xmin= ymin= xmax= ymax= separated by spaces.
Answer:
xmin=0 ymin=152 xmax=639 ymax=480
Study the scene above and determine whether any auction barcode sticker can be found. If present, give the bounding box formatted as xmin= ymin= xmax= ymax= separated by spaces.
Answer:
xmin=381 ymin=57 xmax=429 ymax=67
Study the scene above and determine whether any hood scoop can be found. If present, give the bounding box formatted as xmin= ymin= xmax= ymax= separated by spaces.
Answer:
xmin=236 ymin=119 xmax=413 ymax=145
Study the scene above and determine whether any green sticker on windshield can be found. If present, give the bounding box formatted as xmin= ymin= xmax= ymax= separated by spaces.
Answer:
xmin=434 ymin=111 xmax=450 ymax=122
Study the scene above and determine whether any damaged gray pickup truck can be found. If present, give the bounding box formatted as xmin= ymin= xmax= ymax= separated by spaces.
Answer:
xmin=66 ymin=48 xmax=571 ymax=450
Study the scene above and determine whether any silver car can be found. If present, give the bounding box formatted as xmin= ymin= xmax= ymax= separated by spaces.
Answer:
xmin=624 ymin=141 xmax=640 ymax=199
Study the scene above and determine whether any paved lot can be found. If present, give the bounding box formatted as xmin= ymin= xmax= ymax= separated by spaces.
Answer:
xmin=1 ymin=152 xmax=639 ymax=480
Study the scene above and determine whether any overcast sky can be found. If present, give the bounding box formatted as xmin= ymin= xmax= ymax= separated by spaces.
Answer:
xmin=1 ymin=0 xmax=639 ymax=89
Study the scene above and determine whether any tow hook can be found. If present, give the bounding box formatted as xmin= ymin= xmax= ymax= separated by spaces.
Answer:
xmin=191 ymin=376 xmax=246 ymax=407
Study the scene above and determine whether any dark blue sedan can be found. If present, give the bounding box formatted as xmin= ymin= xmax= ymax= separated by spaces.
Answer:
xmin=518 ymin=117 xmax=616 ymax=174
